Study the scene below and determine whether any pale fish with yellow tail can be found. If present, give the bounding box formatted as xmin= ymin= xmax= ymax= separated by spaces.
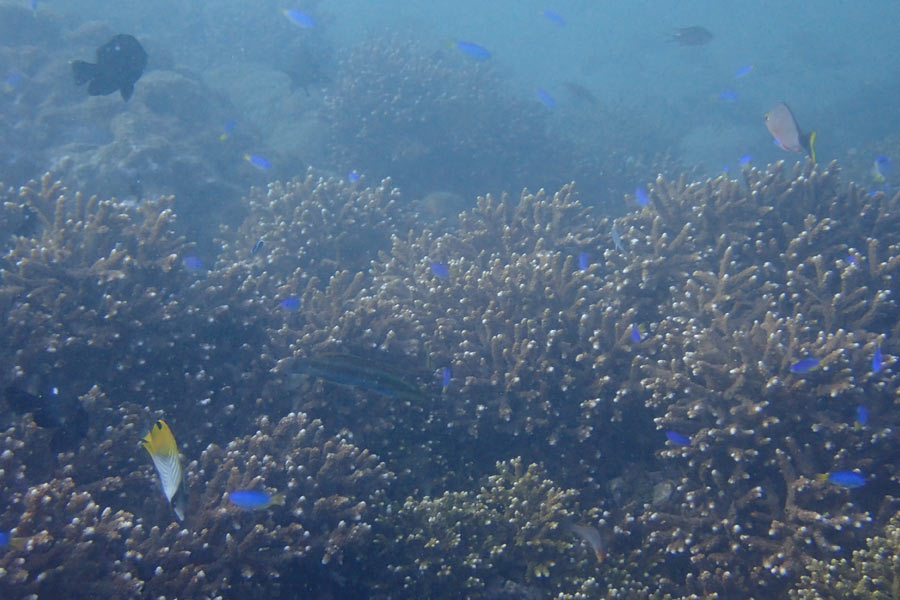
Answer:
xmin=764 ymin=101 xmax=817 ymax=163
xmin=141 ymin=419 xmax=187 ymax=521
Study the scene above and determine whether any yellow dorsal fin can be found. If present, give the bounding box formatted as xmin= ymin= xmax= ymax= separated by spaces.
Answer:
xmin=142 ymin=420 xmax=183 ymax=503
xmin=142 ymin=420 xmax=178 ymax=457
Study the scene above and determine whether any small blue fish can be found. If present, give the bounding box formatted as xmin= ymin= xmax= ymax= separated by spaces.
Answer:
xmin=630 ymin=323 xmax=642 ymax=342
xmin=790 ymin=357 xmax=820 ymax=374
xmin=536 ymin=88 xmax=556 ymax=109
xmin=280 ymin=296 xmax=301 ymax=311
xmin=578 ymin=252 xmax=589 ymax=271
xmin=856 ymin=404 xmax=869 ymax=426
xmin=873 ymin=155 xmax=891 ymax=183
xmin=244 ymin=154 xmax=272 ymax=170
xmin=819 ymin=471 xmax=866 ymax=489
xmin=542 ymin=9 xmax=566 ymax=26
xmin=182 ymin=256 xmax=204 ymax=271
xmin=739 ymin=154 xmax=752 ymax=168
xmin=717 ymin=88 xmax=738 ymax=102
xmin=282 ymin=9 xmax=315 ymax=28
xmin=873 ymin=346 xmax=884 ymax=373
xmin=251 ymin=239 xmax=264 ymax=256
xmin=635 ymin=186 xmax=649 ymax=206
xmin=228 ymin=489 xmax=286 ymax=510
xmin=0 ymin=531 xmax=25 ymax=550
xmin=441 ymin=367 xmax=452 ymax=389
xmin=29 ymin=0 xmax=38 ymax=12
xmin=733 ymin=64 xmax=753 ymax=79
xmin=455 ymin=41 xmax=491 ymax=61
xmin=665 ymin=431 xmax=690 ymax=445
xmin=347 ymin=170 xmax=360 ymax=182
xmin=219 ymin=119 xmax=236 ymax=141
xmin=611 ymin=226 xmax=624 ymax=252
xmin=430 ymin=262 xmax=450 ymax=279
xmin=3 ymin=71 xmax=24 ymax=93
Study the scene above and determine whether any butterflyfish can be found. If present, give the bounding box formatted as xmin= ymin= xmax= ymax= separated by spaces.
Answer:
xmin=764 ymin=102 xmax=817 ymax=163
xmin=142 ymin=420 xmax=187 ymax=521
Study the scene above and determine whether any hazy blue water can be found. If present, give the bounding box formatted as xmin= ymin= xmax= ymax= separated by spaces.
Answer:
xmin=56 ymin=0 xmax=900 ymax=177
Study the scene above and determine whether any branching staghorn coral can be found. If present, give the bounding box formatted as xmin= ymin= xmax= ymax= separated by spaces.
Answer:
xmin=372 ymin=457 xmax=600 ymax=599
xmin=609 ymin=161 xmax=900 ymax=595
xmin=322 ymin=35 xmax=578 ymax=199
xmin=0 ymin=410 xmax=393 ymax=598
xmin=790 ymin=508 xmax=900 ymax=599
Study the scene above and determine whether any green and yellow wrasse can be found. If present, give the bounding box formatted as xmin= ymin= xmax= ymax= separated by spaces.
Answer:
xmin=142 ymin=420 xmax=186 ymax=521
xmin=765 ymin=102 xmax=817 ymax=163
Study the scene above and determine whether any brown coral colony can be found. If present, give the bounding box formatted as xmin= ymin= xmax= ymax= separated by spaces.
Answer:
xmin=2 ymin=156 xmax=900 ymax=598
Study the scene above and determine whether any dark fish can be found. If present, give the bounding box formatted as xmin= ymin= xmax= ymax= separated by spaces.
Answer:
xmin=71 ymin=34 xmax=147 ymax=101
xmin=294 ymin=353 xmax=425 ymax=401
xmin=669 ymin=26 xmax=714 ymax=46
xmin=2 ymin=385 xmax=89 ymax=452
xmin=562 ymin=81 xmax=599 ymax=106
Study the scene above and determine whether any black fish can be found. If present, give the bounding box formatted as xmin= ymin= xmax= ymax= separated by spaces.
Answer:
xmin=72 ymin=34 xmax=147 ymax=101
xmin=669 ymin=26 xmax=714 ymax=46
xmin=3 ymin=385 xmax=89 ymax=452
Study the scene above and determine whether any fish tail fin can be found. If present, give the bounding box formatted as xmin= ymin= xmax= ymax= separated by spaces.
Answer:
xmin=271 ymin=493 xmax=286 ymax=506
xmin=805 ymin=130 xmax=818 ymax=164
xmin=815 ymin=472 xmax=828 ymax=484
xmin=9 ymin=536 xmax=26 ymax=550
xmin=71 ymin=60 xmax=96 ymax=86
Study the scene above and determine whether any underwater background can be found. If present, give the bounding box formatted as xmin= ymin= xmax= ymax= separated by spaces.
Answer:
xmin=2 ymin=0 xmax=900 ymax=598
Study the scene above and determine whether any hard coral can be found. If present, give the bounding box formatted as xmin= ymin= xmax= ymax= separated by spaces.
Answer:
xmin=373 ymin=457 xmax=599 ymax=599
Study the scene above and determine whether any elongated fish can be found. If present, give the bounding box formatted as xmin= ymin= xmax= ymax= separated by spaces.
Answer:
xmin=294 ymin=353 xmax=426 ymax=401
xmin=142 ymin=420 xmax=187 ymax=521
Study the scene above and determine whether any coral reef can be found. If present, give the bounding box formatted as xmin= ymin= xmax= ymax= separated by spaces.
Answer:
xmin=790 ymin=508 xmax=900 ymax=599
xmin=372 ymin=457 xmax=601 ymax=599
xmin=613 ymin=161 xmax=900 ymax=595
xmin=322 ymin=35 xmax=580 ymax=200
xmin=0 ymin=174 xmax=276 ymax=453
xmin=0 ymin=407 xmax=392 ymax=598
xmin=4 ymin=156 xmax=900 ymax=598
